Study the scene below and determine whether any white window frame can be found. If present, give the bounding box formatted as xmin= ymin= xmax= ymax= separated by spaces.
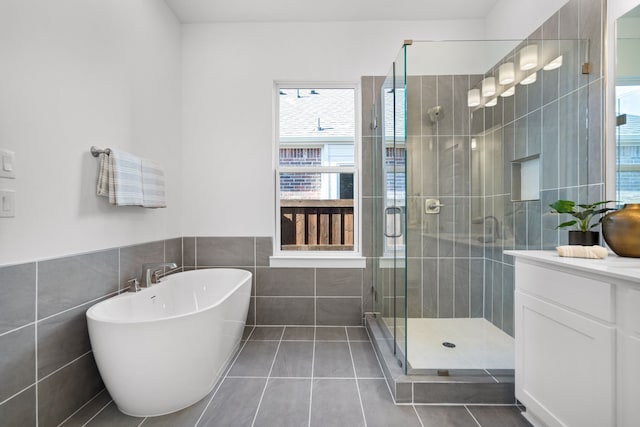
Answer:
xmin=271 ymin=82 xmax=364 ymax=268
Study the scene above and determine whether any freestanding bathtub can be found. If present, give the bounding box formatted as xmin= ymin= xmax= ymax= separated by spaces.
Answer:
xmin=86 ymin=268 xmax=252 ymax=417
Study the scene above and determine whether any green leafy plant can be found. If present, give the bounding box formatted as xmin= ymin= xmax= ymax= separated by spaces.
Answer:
xmin=549 ymin=200 xmax=616 ymax=231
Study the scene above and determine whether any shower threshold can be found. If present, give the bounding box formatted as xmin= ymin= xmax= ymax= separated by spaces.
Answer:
xmin=365 ymin=314 xmax=515 ymax=405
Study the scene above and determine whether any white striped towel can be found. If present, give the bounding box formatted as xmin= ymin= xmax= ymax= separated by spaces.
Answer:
xmin=141 ymin=158 xmax=166 ymax=208
xmin=96 ymin=149 xmax=144 ymax=206
xmin=96 ymin=153 xmax=110 ymax=197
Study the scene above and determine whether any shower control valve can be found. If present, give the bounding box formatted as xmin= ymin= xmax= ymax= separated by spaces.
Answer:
xmin=425 ymin=199 xmax=444 ymax=214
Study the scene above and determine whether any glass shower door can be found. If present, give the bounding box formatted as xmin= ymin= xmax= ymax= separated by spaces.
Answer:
xmin=375 ymin=46 xmax=408 ymax=371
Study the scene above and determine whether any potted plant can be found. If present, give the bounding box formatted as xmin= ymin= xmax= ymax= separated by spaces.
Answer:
xmin=549 ymin=200 xmax=616 ymax=245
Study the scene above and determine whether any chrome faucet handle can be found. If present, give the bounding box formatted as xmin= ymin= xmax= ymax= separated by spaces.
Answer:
xmin=151 ymin=268 xmax=164 ymax=284
xmin=425 ymin=198 xmax=445 ymax=214
xmin=141 ymin=262 xmax=178 ymax=287
xmin=126 ymin=278 xmax=141 ymax=293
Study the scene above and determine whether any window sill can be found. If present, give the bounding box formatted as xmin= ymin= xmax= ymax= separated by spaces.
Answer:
xmin=269 ymin=255 xmax=366 ymax=269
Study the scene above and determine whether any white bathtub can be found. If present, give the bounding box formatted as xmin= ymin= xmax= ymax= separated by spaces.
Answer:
xmin=86 ymin=268 xmax=252 ymax=417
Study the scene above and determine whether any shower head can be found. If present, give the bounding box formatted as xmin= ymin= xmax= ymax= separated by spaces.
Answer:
xmin=427 ymin=106 xmax=443 ymax=123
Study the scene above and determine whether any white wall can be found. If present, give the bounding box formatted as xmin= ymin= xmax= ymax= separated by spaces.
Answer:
xmin=0 ymin=0 xmax=182 ymax=266
xmin=180 ymin=20 xmax=486 ymax=237
xmin=484 ymin=0 xmax=569 ymax=39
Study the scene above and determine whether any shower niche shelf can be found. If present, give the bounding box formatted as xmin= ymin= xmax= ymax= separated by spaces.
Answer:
xmin=511 ymin=155 xmax=540 ymax=201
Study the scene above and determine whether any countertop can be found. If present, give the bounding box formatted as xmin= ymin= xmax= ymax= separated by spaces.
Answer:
xmin=504 ymin=250 xmax=640 ymax=286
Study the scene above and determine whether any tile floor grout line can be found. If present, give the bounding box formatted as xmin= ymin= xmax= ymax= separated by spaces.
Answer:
xmin=0 ymin=321 xmax=37 ymax=338
xmin=251 ymin=340 xmax=369 ymax=342
xmin=411 ymin=403 xmax=518 ymax=407
xmin=346 ymin=326 xmax=368 ymax=427
xmin=57 ymin=389 xmax=106 ymax=427
xmin=412 ymin=405 xmax=426 ymax=427
xmin=81 ymin=400 xmax=113 ymax=427
xmin=225 ymin=375 xmax=385 ymax=380
xmin=249 ymin=327 xmax=286 ymax=427
xmin=35 ymin=262 xmax=39 ymax=427
xmin=308 ymin=326 xmax=316 ymax=427
xmin=39 ymin=350 xmax=93 ymax=383
xmin=464 ymin=405 xmax=483 ymax=427
xmin=364 ymin=324 xmax=397 ymax=405
xmin=0 ymin=383 xmax=38 ymax=407
xmin=485 ymin=368 xmax=500 ymax=383
xmin=193 ymin=329 xmax=255 ymax=427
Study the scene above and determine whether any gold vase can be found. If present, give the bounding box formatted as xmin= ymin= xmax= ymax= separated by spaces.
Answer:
xmin=602 ymin=204 xmax=640 ymax=257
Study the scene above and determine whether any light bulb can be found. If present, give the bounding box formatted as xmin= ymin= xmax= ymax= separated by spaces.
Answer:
xmin=482 ymin=77 xmax=496 ymax=97
xmin=498 ymin=63 xmax=515 ymax=85
xmin=519 ymin=44 xmax=538 ymax=71
xmin=467 ymin=88 xmax=481 ymax=107
xmin=500 ymin=87 xmax=515 ymax=97
xmin=520 ymin=72 xmax=537 ymax=85
xmin=543 ymin=55 xmax=563 ymax=71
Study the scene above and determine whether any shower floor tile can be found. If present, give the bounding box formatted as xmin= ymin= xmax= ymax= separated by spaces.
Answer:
xmin=385 ymin=318 xmax=515 ymax=370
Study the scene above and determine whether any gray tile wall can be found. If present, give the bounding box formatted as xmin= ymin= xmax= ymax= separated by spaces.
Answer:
xmin=183 ymin=237 xmax=365 ymax=327
xmin=0 ymin=238 xmax=183 ymax=427
xmin=361 ymin=0 xmax=606 ymax=338
xmin=476 ymin=0 xmax=605 ymax=335
xmin=1 ymin=235 xmax=366 ymax=424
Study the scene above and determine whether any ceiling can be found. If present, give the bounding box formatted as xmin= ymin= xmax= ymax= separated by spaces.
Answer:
xmin=164 ymin=0 xmax=500 ymax=23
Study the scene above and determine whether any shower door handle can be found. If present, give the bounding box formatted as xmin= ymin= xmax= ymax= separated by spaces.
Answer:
xmin=384 ymin=207 xmax=403 ymax=238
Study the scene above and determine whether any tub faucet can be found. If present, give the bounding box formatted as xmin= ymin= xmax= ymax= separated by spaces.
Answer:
xmin=141 ymin=262 xmax=178 ymax=288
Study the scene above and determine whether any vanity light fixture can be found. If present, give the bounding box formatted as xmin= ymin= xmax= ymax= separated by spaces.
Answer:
xmin=543 ymin=55 xmax=563 ymax=71
xmin=519 ymin=44 xmax=538 ymax=70
xmin=482 ymin=77 xmax=496 ymax=97
xmin=520 ymin=72 xmax=537 ymax=85
xmin=500 ymin=86 xmax=515 ymax=97
xmin=471 ymin=137 xmax=477 ymax=150
xmin=485 ymin=97 xmax=498 ymax=107
xmin=498 ymin=63 xmax=515 ymax=85
xmin=468 ymin=88 xmax=481 ymax=107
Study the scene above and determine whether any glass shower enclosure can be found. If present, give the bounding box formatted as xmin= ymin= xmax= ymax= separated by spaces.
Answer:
xmin=370 ymin=37 xmax=598 ymax=376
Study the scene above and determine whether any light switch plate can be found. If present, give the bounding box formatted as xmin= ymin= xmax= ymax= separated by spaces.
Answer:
xmin=0 ymin=149 xmax=16 ymax=179
xmin=0 ymin=190 xmax=15 ymax=217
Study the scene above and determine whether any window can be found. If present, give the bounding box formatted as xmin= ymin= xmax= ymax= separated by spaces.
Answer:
xmin=274 ymin=84 xmax=361 ymax=263
xmin=616 ymin=84 xmax=640 ymax=205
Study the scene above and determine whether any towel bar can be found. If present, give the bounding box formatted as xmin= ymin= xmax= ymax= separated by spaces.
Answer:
xmin=90 ymin=146 xmax=111 ymax=157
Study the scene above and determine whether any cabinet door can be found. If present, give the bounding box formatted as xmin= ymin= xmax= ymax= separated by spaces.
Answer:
xmin=618 ymin=333 xmax=640 ymax=427
xmin=617 ymin=286 xmax=640 ymax=427
xmin=515 ymin=291 xmax=615 ymax=427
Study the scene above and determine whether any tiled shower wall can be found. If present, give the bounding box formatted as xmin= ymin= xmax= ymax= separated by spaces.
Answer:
xmin=0 ymin=236 xmax=366 ymax=426
xmin=361 ymin=0 xmax=605 ymax=338
xmin=475 ymin=0 xmax=605 ymax=336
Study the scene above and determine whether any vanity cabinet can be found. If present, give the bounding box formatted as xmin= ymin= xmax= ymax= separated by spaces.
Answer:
xmin=617 ymin=286 xmax=640 ymax=427
xmin=507 ymin=251 xmax=640 ymax=427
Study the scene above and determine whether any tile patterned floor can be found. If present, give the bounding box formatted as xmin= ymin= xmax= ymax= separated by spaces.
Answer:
xmin=63 ymin=326 xmax=531 ymax=427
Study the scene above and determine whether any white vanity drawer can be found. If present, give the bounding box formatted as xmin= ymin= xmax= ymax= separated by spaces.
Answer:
xmin=515 ymin=260 xmax=614 ymax=323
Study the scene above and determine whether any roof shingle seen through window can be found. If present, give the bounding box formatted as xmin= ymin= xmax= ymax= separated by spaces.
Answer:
xmin=279 ymin=88 xmax=355 ymax=139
